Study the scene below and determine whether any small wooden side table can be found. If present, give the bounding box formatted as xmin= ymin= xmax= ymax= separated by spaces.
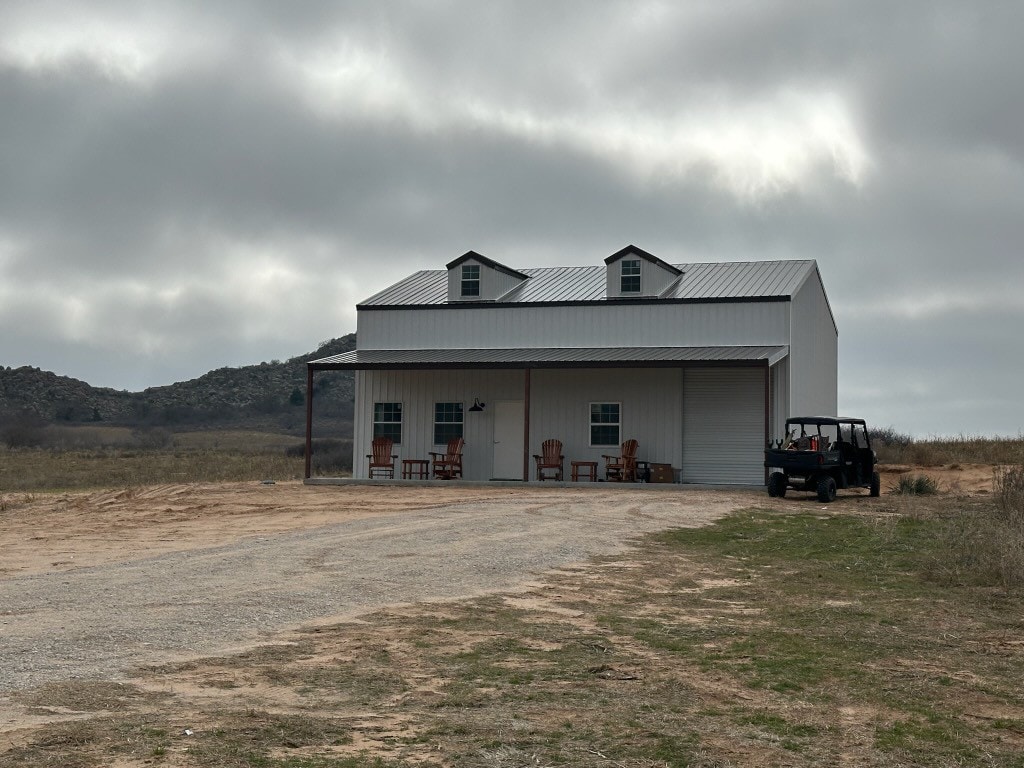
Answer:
xmin=570 ymin=460 xmax=598 ymax=482
xmin=401 ymin=459 xmax=429 ymax=479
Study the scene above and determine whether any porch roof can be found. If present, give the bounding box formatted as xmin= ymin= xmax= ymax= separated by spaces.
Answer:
xmin=308 ymin=345 xmax=788 ymax=371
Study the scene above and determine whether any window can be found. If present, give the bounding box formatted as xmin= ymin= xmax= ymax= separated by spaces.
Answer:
xmin=851 ymin=422 xmax=869 ymax=448
xmin=620 ymin=259 xmax=641 ymax=293
xmin=373 ymin=402 xmax=402 ymax=444
xmin=461 ymin=264 xmax=480 ymax=297
xmin=434 ymin=402 xmax=464 ymax=444
xmin=590 ymin=402 xmax=620 ymax=446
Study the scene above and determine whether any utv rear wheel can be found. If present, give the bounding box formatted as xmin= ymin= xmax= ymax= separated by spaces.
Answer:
xmin=817 ymin=475 xmax=837 ymax=503
xmin=767 ymin=472 xmax=787 ymax=498
xmin=870 ymin=471 xmax=881 ymax=497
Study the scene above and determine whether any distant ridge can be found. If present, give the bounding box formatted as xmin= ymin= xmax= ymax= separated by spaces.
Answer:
xmin=0 ymin=334 xmax=356 ymax=431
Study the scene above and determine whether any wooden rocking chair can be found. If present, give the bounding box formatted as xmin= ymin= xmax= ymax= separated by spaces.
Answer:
xmin=367 ymin=437 xmax=398 ymax=479
xmin=603 ymin=439 xmax=639 ymax=482
xmin=429 ymin=437 xmax=464 ymax=480
xmin=533 ymin=439 xmax=564 ymax=481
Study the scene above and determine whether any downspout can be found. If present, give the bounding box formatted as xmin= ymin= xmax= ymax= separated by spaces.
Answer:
xmin=304 ymin=365 xmax=314 ymax=480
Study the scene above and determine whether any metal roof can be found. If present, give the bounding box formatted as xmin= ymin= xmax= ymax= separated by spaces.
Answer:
xmin=786 ymin=416 xmax=867 ymax=426
xmin=359 ymin=260 xmax=816 ymax=307
xmin=603 ymin=244 xmax=683 ymax=276
xmin=309 ymin=345 xmax=789 ymax=370
xmin=445 ymin=250 xmax=530 ymax=280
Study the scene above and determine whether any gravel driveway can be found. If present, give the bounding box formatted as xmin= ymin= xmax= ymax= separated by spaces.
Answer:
xmin=1 ymin=489 xmax=749 ymax=694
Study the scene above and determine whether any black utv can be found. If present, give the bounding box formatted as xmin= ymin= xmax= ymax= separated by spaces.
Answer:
xmin=764 ymin=416 xmax=881 ymax=503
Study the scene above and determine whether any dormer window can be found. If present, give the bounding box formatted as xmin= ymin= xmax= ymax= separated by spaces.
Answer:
xmin=446 ymin=250 xmax=529 ymax=302
xmin=620 ymin=259 xmax=641 ymax=293
xmin=461 ymin=264 xmax=480 ymax=297
xmin=605 ymin=246 xmax=681 ymax=299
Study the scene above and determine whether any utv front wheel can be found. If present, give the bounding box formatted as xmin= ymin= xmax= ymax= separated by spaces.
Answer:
xmin=817 ymin=475 xmax=837 ymax=503
xmin=767 ymin=472 xmax=787 ymax=498
xmin=870 ymin=471 xmax=881 ymax=497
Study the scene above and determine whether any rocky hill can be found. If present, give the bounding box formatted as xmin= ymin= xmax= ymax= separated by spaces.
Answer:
xmin=0 ymin=335 xmax=356 ymax=433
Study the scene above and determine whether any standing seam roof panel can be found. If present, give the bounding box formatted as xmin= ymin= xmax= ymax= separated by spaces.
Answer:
xmin=358 ymin=260 xmax=816 ymax=306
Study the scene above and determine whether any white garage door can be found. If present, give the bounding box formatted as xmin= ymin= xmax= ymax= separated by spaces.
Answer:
xmin=682 ymin=368 xmax=765 ymax=484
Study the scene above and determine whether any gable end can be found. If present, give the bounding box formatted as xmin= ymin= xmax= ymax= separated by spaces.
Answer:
xmin=604 ymin=245 xmax=683 ymax=299
xmin=446 ymin=251 xmax=529 ymax=302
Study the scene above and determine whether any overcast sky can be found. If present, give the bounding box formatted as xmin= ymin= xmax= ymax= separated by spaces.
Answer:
xmin=2 ymin=1 xmax=1021 ymax=436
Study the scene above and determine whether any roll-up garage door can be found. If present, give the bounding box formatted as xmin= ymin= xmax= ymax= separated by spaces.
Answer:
xmin=682 ymin=368 xmax=765 ymax=484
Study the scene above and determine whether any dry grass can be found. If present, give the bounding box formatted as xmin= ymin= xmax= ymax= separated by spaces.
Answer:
xmin=872 ymin=431 xmax=1024 ymax=466
xmin=0 ymin=446 xmax=306 ymax=492
xmin=0 ymin=427 xmax=354 ymax=492
xmin=12 ymin=681 xmax=171 ymax=714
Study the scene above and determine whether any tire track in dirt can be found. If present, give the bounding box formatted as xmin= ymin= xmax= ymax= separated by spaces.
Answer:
xmin=0 ymin=489 xmax=751 ymax=697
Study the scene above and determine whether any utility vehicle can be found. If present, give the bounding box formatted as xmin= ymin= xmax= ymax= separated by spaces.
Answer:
xmin=764 ymin=416 xmax=880 ymax=503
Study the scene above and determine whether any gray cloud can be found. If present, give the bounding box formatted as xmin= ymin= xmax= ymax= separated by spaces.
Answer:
xmin=1 ymin=1 xmax=1022 ymax=436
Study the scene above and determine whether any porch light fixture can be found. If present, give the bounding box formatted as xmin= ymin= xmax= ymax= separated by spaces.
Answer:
xmin=468 ymin=397 xmax=486 ymax=412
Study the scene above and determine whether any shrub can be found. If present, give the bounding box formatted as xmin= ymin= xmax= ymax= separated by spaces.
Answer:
xmin=994 ymin=464 xmax=1024 ymax=527
xmin=43 ymin=425 xmax=135 ymax=450
xmin=133 ymin=427 xmax=175 ymax=449
xmin=0 ymin=412 xmax=48 ymax=448
xmin=892 ymin=474 xmax=939 ymax=496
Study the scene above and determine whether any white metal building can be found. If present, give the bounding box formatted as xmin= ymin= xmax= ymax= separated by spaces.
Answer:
xmin=305 ymin=246 xmax=837 ymax=484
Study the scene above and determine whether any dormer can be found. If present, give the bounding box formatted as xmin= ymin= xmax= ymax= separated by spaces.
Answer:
xmin=604 ymin=245 xmax=683 ymax=299
xmin=446 ymin=251 xmax=529 ymax=302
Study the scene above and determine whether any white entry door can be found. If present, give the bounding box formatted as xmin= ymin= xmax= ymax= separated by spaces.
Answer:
xmin=492 ymin=400 xmax=525 ymax=480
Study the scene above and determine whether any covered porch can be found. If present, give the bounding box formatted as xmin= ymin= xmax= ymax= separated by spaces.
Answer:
xmin=304 ymin=345 xmax=788 ymax=485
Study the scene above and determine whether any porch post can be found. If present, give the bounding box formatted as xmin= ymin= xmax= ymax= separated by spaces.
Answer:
xmin=304 ymin=365 xmax=314 ymax=480
xmin=522 ymin=368 xmax=531 ymax=481
xmin=763 ymin=361 xmax=770 ymax=485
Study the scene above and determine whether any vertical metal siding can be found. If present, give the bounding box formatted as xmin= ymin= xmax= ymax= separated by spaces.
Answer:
xmin=770 ymin=358 xmax=790 ymax=443
xmin=642 ymin=261 xmax=680 ymax=296
xmin=353 ymin=369 xmax=524 ymax=479
xmin=491 ymin=268 xmax=525 ymax=299
xmin=681 ymin=368 xmax=765 ymax=484
xmin=529 ymin=368 xmax=683 ymax=479
xmin=355 ymin=367 xmax=684 ymax=480
xmin=358 ymin=302 xmax=789 ymax=350
xmin=446 ymin=269 xmax=459 ymax=303
xmin=788 ymin=272 xmax=838 ymax=417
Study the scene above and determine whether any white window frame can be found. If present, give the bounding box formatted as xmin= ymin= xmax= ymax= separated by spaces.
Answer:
xmin=620 ymin=259 xmax=641 ymax=293
xmin=461 ymin=264 xmax=481 ymax=297
xmin=589 ymin=402 xmax=621 ymax=447
xmin=372 ymin=402 xmax=403 ymax=444
xmin=433 ymin=401 xmax=465 ymax=445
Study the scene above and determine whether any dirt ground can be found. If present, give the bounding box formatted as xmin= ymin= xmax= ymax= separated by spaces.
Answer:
xmin=0 ymin=463 xmax=999 ymax=758
xmin=0 ymin=481 xmax=515 ymax=577
xmin=0 ymin=463 xmax=995 ymax=578
xmin=1 ymin=481 xmax=756 ymax=728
